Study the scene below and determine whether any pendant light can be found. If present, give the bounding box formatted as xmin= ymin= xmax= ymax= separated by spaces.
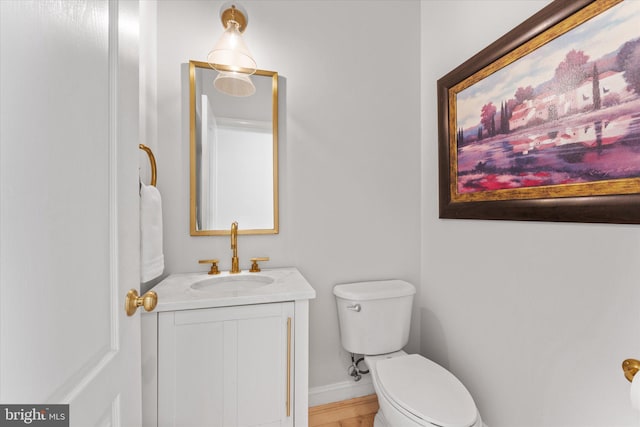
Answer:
xmin=207 ymin=2 xmax=256 ymax=97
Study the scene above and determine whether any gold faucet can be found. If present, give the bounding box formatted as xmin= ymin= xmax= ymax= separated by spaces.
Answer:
xmin=230 ymin=221 xmax=240 ymax=273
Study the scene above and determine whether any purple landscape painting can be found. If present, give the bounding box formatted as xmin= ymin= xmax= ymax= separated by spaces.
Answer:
xmin=455 ymin=0 xmax=640 ymax=196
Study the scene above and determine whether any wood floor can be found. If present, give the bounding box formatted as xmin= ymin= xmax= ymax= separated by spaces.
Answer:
xmin=308 ymin=394 xmax=379 ymax=427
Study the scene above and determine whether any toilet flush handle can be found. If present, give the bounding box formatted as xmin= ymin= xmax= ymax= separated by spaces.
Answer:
xmin=347 ymin=304 xmax=361 ymax=312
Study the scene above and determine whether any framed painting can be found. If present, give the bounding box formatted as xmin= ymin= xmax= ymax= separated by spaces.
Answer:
xmin=438 ymin=0 xmax=640 ymax=223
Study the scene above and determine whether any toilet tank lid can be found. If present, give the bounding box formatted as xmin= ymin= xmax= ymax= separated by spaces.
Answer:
xmin=333 ymin=280 xmax=416 ymax=300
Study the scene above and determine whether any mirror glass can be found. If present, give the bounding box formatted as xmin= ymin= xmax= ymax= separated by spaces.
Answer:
xmin=189 ymin=60 xmax=278 ymax=235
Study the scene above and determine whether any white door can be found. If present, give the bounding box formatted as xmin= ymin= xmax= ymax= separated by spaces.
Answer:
xmin=1 ymin=1 xmax=142 ymax=426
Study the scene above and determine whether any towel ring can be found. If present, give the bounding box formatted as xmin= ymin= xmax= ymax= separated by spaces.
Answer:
xmin=139 ymin=144 xmax=157 ymax=187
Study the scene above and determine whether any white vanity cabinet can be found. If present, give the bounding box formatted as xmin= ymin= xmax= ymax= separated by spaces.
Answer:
xmin=159 ymin=303 xmax=294 ymax=427
xmin=141 ymin=268 xmax=315 ymax=427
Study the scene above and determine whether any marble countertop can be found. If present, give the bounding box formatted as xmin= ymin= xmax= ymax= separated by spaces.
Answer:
xmin=149 ymin=267 xmax=316 ymax=312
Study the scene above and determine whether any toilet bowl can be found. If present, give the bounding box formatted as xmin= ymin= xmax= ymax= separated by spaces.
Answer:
xmin=366 ymin=351 xmax=483 ymax=427
xmin=333 ymin=280 xmax=485 ymax=427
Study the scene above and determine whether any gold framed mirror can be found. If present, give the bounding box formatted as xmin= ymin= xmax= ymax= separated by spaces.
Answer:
xmin=189 ymin=60 xmax=278 ymax=235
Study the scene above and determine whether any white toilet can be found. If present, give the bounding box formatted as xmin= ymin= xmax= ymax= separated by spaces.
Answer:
xmin=334 ymin=280 xmax=485 ymax=427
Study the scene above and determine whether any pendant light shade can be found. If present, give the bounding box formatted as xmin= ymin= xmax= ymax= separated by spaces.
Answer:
xmin=207 ymin=2 xmax=257 ymax=97
xmin=214 ymin=71 xmax=256 ymax=97
xmin=207 ymin=19 xmax=256 ymax=74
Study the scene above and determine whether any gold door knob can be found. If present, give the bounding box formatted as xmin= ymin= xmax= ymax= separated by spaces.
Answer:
xmin=125 ymin=289 xmax=158 ymax=316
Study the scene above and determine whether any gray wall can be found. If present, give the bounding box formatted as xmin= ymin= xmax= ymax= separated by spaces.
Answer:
xmin=421 ymin=1 xmax=640 ymax=426
xmin=147 ymin=0 xmax=640 ymax=425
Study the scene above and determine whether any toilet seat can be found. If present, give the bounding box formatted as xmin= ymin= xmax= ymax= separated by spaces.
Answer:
xmin=375 ymin=354 xmax=478 ymax=427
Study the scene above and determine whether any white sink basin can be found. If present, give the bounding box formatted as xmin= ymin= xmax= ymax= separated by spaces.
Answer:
xmin=149 ymin=268 xmax=316 ymax=311
xmin=191 ymin=274 xmax=274 ymax=292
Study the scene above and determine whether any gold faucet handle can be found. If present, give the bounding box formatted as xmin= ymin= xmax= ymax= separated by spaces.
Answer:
xmin=199 ymin=259 xmax=220 ymax=275
xmin=249 ymin=257 xmax=269 ymax=273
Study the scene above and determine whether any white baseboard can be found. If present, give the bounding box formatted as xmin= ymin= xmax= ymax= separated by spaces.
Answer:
xmin=308 ymin=376 xmax=376 ymax=407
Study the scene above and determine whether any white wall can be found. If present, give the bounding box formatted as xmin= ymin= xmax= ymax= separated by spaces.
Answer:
xmin=421 ymin=1 xmax=640 ymax=426
xmin=140 ymin=0 xmax=158 ymax=188
xmin=150 ymin=0 xmax=640 ymax=424
xmin=155 ymin=0 xmax=421 ymax=401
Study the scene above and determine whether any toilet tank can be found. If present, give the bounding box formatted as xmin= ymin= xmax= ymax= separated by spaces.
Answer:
xmin=333 ymin=280 xmax=416 ymax=355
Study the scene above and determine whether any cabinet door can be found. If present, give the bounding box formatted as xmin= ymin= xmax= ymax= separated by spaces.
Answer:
xmin=158 ymin=302 xmax=294 ymax=427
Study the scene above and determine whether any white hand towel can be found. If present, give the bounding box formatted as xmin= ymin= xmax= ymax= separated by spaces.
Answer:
xmin=140 ymin=182 xmax=164 ymax=282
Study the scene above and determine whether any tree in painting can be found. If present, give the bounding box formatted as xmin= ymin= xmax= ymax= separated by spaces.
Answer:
xmin=553 ymin=49 xmax=589 ymax=92
xmin=619 ymin=39 xmax=640 ymax=94
xmin=592 ymin=63 xmax=601 ymax=110
xmin=480 ymin=102 xmax=497 ymax=137
xmin=514 ymin=85 xmax=534 ymax=105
